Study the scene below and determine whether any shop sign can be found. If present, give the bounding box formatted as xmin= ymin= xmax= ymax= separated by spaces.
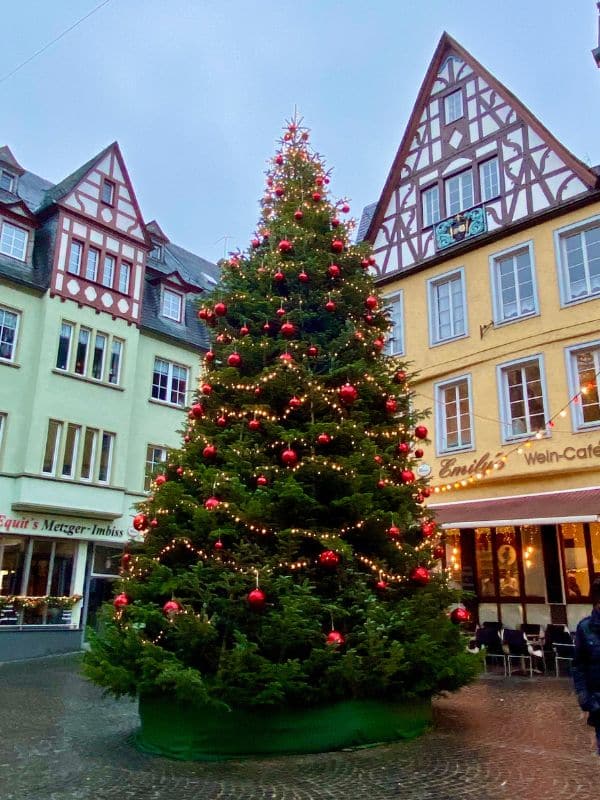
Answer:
xmin=0 ymin=511 xmax=130 ymax=542
xmin=522 ymin=443 xmax=600 ymax=465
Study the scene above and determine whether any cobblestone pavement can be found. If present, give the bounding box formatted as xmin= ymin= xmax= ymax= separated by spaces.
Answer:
xmin=0 ymin=654 xmax=598 ymax=800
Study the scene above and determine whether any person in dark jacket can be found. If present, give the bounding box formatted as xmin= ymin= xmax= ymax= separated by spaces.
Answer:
xmin=572 ymin=577 xmax=600 ymax=754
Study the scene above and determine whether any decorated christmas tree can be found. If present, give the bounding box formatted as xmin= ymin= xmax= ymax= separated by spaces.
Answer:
xmin=84 ymin=118 xmax=478 ymax=756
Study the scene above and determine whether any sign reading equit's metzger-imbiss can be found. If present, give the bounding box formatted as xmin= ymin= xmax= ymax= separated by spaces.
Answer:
xmin=0 ymin=512 xmax=128 ymax=542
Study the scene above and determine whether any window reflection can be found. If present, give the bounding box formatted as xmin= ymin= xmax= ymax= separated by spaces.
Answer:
xmin=444 ymin=529 xmax=461 ymax=589
xmin=475 ymin=528 xmax=495 ymax=597
xmin=561 ymin=523 xmax=590 ymax=598
xmin=497 ymin=526 xmax=521 ymax=597
xmin=521 ymin=525 xmax=545 ymax=599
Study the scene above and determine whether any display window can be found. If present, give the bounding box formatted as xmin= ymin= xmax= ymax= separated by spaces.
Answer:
xmin=472 ymin=525 xmax=546 ymax=602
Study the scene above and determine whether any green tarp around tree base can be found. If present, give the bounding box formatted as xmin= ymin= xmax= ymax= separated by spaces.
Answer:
xmin=135 ymin=694 xmax=432 ymax=761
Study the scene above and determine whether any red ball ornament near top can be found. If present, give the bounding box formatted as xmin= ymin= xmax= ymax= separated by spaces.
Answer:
xmin=394 ymin=370 xmax=407 ymax=383
xmin=331 ymin=239 xmax=344 ymax=253
xmin=326 ymin=630 xmax=345 ymax=646
xmin=251 ymin=237 xmax=260 ymax=249
xmin=298 ymin=271 xmax=310 ymax=283
xmin=247 ymin=588 xmax=266 ymax=610
xmin=163 ymin=600 xmax=181 ymax=616
xmin=248 ymin=418 xmax=262 ymax=431
xmin=275 ymin=153 xmax=283 ymax=165
xmin=288 ymin=396 xmax=302 ymax=409
xmin=274 ymin=270 xmax=285 ymax=282
xmin=274 ymin=184 xmax=284 ymax=197
xmin=280 ymin=322 xmax=296 ymax=337
xmin=307 ymin=345 xmax=318 ymax=357
xmin=328 ymin=264 xmax=341 ymax=278
xmin=410 ymin=566 xmax=430 ymax=585
xmin=294 ymin=209 xmax=304 ymax=221
xmin=364 ymin=313 xmax=375 ymax=325
xmin=240 ymin=324 xmax=250 ymax=336
xmin=385 ymin=398 xmax=398 ymax=414
xmin=312 ymin=192 xmax=322 ymax=202
xmin=331 ymin=218 xmax=340 ymax=228
xmin=216 ymin=415 xmax=227 ymax=427
xmin=155 ymin=474 xmax=167 ymax=486
xmin=214 ymin=539 xmax=224 ymax=551
xmin=450 ymin=607 xmax=470 ymax=625
xmin=341 ymin=203 xmax=350 ymax=213
xmin=205 ymin=350 xmax=215 ymax=364
xmin=387 ymin=524 xmax=401 ymax=538
xmin=376 ymin=578 xmax=388 ymax=591
xmin=198 ymin=307 xmax=209 ymax=320
xmin=319 ymin=550 xmax=340 ymax=568
xmin=401 ymin=469 xmax=415 ymax=484
xmin=133 ymin=513 xmax=148 ymax=532
xmin=397 ymin=441 xmax=410 ymax=455
xmin=325 ymin=299 xmax=336 ymax=312
xmin=176 ymin=466 xmax=184 ymax=476
xmin=281 ymin=447 xmax=299 ymax=466
xmin=114 ymin=593 xmax=129 ymax=609
xmin=262 ymin=322 xmax=271 ymax=333
xmin=256 ymin=474 xmax=268 ymax=486
xmin=414 ymin=448 xmax=424 ymax=459
xmin=421 ymin=521 xmax=436 ymax=538
xmin=227 ymin=352 xmax=242 ymax=368
xmin=414 ymin=425 xmax=428 ymax=440
xmin=278 ymin=239 xmax=293 ymax=253
xmin=317 ymin=432 xmax=331 ymax=445
xmin=202 ymin=444 xmax=217 ymax=459
xmin=201 ymin=384 xmax=212 ymax=396
xmin=276 ymin=308 xmax=286 ymax=319
xmin=279 ymin=352 xmax=294 ymax=363
xmin=190 ymin=403 xmax=205 ymax=418
xmin=315 ymin=176 xmax=324 ymax=186
xmin=214 ymin=302 xmax=227 ymax=317
xmin=433 ymin=544 xmax=445 ymax=560
xmin=204 ymin=496 xmax=220 ymax=511
xmin=339 ymin=383 xmax=358 ymax=404
xmin=360 ymin=258 xmax=370 ymax=269
xmin=373 ymin=338 xmax=385 ymax=351
xmin=365 ymin=295 xmax=378 ymax=310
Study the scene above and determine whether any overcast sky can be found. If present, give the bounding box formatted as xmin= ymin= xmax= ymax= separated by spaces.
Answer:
xmin=2 ymin=1 xmax=600 ymax=264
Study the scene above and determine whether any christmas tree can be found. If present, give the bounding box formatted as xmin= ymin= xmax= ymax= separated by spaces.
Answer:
xmin=84 ymin=117 xmax=478 ymax=722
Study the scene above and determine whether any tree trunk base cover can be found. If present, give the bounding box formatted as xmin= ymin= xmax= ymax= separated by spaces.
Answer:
xmin=135 ymin=694 xmax=432 ymax=761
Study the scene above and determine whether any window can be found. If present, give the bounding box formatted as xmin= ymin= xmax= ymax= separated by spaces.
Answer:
xmin=55 ymin=321 xmax=123 ymax=384
xmin=490 ymin=243 xmax=537 ymax=323
xmin=383 ymin=292 xmax=404 ymax=356
xmin=145 ymin=445 xmax=168 ymax=490
xmin=0 ymin=171 xmax=15 ymax=192
xmin=91 ymin=333 xmax=107 ymax=380
xmin=61 ymin=423 xmax=80 ymax=478
xmin=0 ymin=413 xmax=6 ymax=458
xmin=162 ymin=288 xmax=183 ymax=322
xmin=480 ymin=157 xmax=499 ymax=202
xmin=67 ymin=240 xmax=83 ymax=275
xmin=85 ymin=247 xmax=99 ymax=282
xmin=0 ymin=222 xmax=28 ymax=261
xmin=498 ymin=356 xmax=547 ymax=440
xmin=118 ymin=261 xmax=131 ymax=294
xmin=98 ymin=432 xmax=114 ymax=483
xmin=428 ymin=269 xmax=467 ymax=345
xmin=42 ymin=419 xmax=115 ymax=483
xmin=92 ymin=544 xmax=122 ymax=577
xmin=421 ymin=185 xmax=440 ymax=228
xmin=108 ymin=339 xmax=123 ymax=384
xmin=444 ymin=90 xmax=463 ymax=124
xmin=567 ymin=342 xmax=600 ymax=428
xmin=42 ymin=420 xmax=63 ymax=475
xmin=151 ymin=357 xmax=188 ymax=407
xmin=151 ymin=243 xmax=163 ymax=261
xmin=102 ymin=254 xmax=115 ymax=288
xmin=56 ymin=322 xmax=73 ymax=370
xmin=0 ymin=306 xmax=19 ymax=362
xmin=560 ymin=523 xmax=591 ymax=599
xmin=80 ymin=428 xmax=97 ymax=481
xmin=101 ymin=179 xmax=115 ymax=205
xmin=74 ymin=328 xmax=91 ymax=375
xmin=556 ymin=221 xmax=600 ymax=304
xmin=435 ymin=375 xmax=473 ymax=453
xmin=445 ymin=170 xmax=473 ymax=215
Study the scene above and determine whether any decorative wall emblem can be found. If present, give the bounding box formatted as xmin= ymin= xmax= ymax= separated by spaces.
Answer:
xmin=434 ymin=206 xmax=487 ymax=251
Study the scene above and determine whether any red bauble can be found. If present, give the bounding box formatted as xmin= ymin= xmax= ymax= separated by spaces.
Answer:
xmin=274 ymin=270 xmax=285 ymax=282
xmin=281 ymin=447 xmax=299 ymax=466
xmin=401 ymin=469 xmax=415 ymax=484
xmin=319 ymin=550 xmax=340 ymax=568
xmin=214 ymin=302 xmax=227 ymax=317
xmin=373 ymin=338 xmax=384 ymax=351
xmin=251 ymin=237 xmax=260 ymax=249
xmin=214 ymin=539 xmax=224 ymax=551
xmin=190 ymin=403 xmax=205 ymax=419
xmin=414 ymin=448 xmax=424 ymax=459
xmin=317 ymin=432 xmax=331 ymax=445
xmin=262 ymin=322 xmax=271 ymax=333
xmin=163 ymin=600 xmax=181 ymax=615
xmin=205 ymin=310 xmax=216 ymax=325
xmin=279 ymin=352 xmax=294 ymax=363
xmin=365 ymin=295 xmax=378 ymax=310
xmin=247 ymin=588 xmax=266 ymax=610
xmin=216 ymin=415 xmax=227 ymax=427
xmin=198 ymin=308 xmax=209 ymax=320
xmin=203 ymin=444 xmax=217 ymax=459
xmin=421 ymin=486 xmax=431 ymax=497
xmin=150 ymin=518 xmax=158 ymax=528
xmin=275 ymin=154 xmax=283 ymax=165
xmin=331 ymin=239 xmax=344 ymax=253
xmin=205 ymin=350 xmax=215 ymax=364
xmin=387 ymin=524 xmax=401 ymax=538
xmin=325 ymin=299 xmax=336 ymax=312
xmin=133 ymin=513 xmax=148 ymax=532
xmin=114 ymin=593 xmax=129 ymax=609
xmin=339 ymin=383 xmax=358 ymax=404
xmin=155 ymin=475 xmax=167 ymax=486
xmin=274 ymin=184 xmax=284 ymax=197
xmin=298 ymin=271 xmax=310 ymax=283
xmin=397 ymin=441 xmax=410 ymax=455
xmin=227 ymin=352 xmax=242 ymax=368
xmin=204 ymin=496 xmax=220 ymax=511
xmin=326 ymin=630 xmax=345 ymax=646
xmin=294 ymin=209 xmax=304 ymax=221
xmin=341 ymin=203 xmax=350 ymax=213
xmin=276 ymin=307 xmax=286 ymax=317
xmin=360 ymin=258 xmax=370 ymax=269
xmin=450 ymin=607 xmax=470 ymax=624
xmin=376 ymin=579 xmax=389 ymax=591
xmin=176 ymin=466 xmax=184 ymax=476
xmin=315 ymin=176 xmax=324 ymax=186
xmin=307 ymin=345 xmax=318 ymax=357
xmin=288 ymin=396 xmax=302 ymax=409
xmin=312 ymin=192 xmax=322 ymax=202
xmin=368 ymin=255 xmax=376 ymax=266
xmin=328 ymin=264 xmax=341 ymax=278
xmin=414 ymin=425 xmax=428 ymax=440
xmin=281 ymin=322 xmax=296 ymax=337
xmin=364 ymin=313 xmax=375 ymax=325
xmin=254 ymin=386 xmax=262 ymax=395
xmin=377 ymin=479 xmax=387 ymax=488
xmin=385 ymin=398 xmax=398 ymax=414
xmin=256 ymin=474 xmax=268 ymax=486
xmin=278 ymin=239 xmax=293 ymax=252
xmin=374 ymin=455 xmax=383 ymax=464
xmin=240 ymin=325 xmax=250 ymax=336
xmin=248 ymin=418 xmax=262 ymax=431
xmin=331 ymin=218 xmax=340 ymax=228
xmin=421 ymin=521 xmax=436 ymax=538
xmin=415 ymin=493 xmax=425 ymax=503
xmin=410 ymin=566 xmax=430 ymax=585
xmin=394 ymin=370 xmax=407 ymax=383
xmin=433 ymin=545 xmax=445 ymax=560
xmin=121 ymin=552 xmax=131 ymax=568
xmin=183 ymin=435 xmax=191 ymax=443
xmin=215 ymin=333 xmax=230 ymax=344
xmin=201 ymin=384 xmax=212 ymax=396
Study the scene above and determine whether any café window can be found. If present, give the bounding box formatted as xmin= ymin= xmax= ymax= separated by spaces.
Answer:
xmin=474 ymin=526 xmax=545 ymax=600
xmin=496 ymin=527 xmax=521 ymax=598
xmin=475 ymin=528 xmax=495 ymax=598
xmin=560 ymin=523 xmax=591 ymax=600
xmin=92 ymin=544 xmax=122 ymax=577
xmin=591 ymin=522 xmax=600 ymax=577
xmin=444 ymin=529 xmax=462 ymax=589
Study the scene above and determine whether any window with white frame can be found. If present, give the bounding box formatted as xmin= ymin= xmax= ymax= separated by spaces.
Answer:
xmin=499 ymin=356 xmax=547 ymax=440
xmin=383 ymin=292 xmax=404 ymax=356
xmin=85 ymin=247 xmax=100 ymax=282
xmin=421 ymin=185 xmax=441 ymax=228
xmin=162 ymin=288 xmax=183 ymax=322
xmin=118 ymin=261 xmax=131 ymax=294
xmin=0 ymin=306 xmax=20 ymax=362
xmin=567 ymin=342 xmax=600 ymax=428
xmin=0 ymin=413 xmax=6 ymax=454
xmin=67 ymin=240 xmax=83 ymax=275
xmin=151 ymin=357 xmax=188 ymax=407
xmin=55 ymin=320 xmax=123 ymax=385
xmin=145 ymin=445 xmax=168 ymax=490
xmin=444 ymin=90 xmax=463 ymax=124
xmin=428 ymin=269 xmax=467 ymax=345
xmin=445 ymin=170 xmax=473 ymax=216
xmin=151 ymin=243 xmax=163 ymax=261
xmin=0 ymin=171 xmax=16 ymax=192
xmin=435 ymin=375 xmax=473 ymax=453
xmin=556 ymin=220 xmax=600 ymax=304
xmin=480 ymin=157 xmax=499 ymax=202
xmin=101 ymin=179 xmax=115 ymax=205
xmin=491 ymin=243 xmax=537 ymax=323
xmin=102 ymin=254 xmax=115 ymax=288
xmin=42 ymin=419 xmax=115 ymax=483
xmin=0 ymin=222 xmax=28 ymax=261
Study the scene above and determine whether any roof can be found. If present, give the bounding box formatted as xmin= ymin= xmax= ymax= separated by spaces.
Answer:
xmin=140 ymin=280 xmax=211 ymax=351
xmin=146 ymin=240 xmax=219 ymax=292
xmin=356 ymin=202 xmax=377 ymax=243
xmin=37 ymin=143 xmax=114 ymax=212
xmin=0 ymin=145 xmax=25 ymax=175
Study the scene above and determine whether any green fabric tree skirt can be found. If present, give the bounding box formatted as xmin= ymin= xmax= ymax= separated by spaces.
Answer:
xmin=135 ymin=694 xmax=432 ymax=760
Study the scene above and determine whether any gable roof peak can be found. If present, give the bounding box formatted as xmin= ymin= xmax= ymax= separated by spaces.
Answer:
xmin=0 ymin=145 xmax=25 ymax=176
xmin=146 ymin=219 xmax=170 ymax=243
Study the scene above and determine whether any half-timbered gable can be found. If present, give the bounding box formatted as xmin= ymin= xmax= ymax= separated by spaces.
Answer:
xmin=363 ymin=33 xmax=599 ymax=277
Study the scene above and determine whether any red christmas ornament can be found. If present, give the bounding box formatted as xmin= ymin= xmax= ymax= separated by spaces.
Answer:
xmin=133 ymin=513 xmax=148 ymax=532
xmin=317 ymin=432 xmax=331 ymax=445
xmin=331 ymin=239 xmax=344 ymax=253
xmin=312 ymin=191 xmax=322 ymax=202
xmin=421 ymin=521 xmax=436 ymax=538
xmin=415 ymin=493 xmax=425 ymax=504
xmin=414 ymin=425 xmax=428 ymax=440
xmin=256 ymin=474 xmax=268 ymax=486
xmin=319 ymin=550 xmax=340 ymax=568
xmin=214 ymin=539 xmax=224 ymax=551
xmin=150 ymin=518 xmax=158 ymax=528
xmin=281 ymin=322 xmax=296 ymax=337
xmin=328 ymin=264 xmax=341 ymax=278
xmin=450 ymin=607 xmax=470 ymax=625
xmin=216 ymin=415 xmax=227 ymax=427
xmin=338 ymin=383 xmax=358 ymax=404
xmin=203 ymin=444 xmax=217 ymax=459
xmin=377 ymin=479 xmax=387 ymax=488
xmin=307 ymin=344 xmax=318 ymax=357
xmin=331 ymin=218 xmax=340 ymax=228
xmin=294 ymin=209 xmax=304 ymax=221
xmin=414 ymin=448 xmax=424 ymax=459
xmin=281 ymin=447 xmax=298 ymax=466
xmin=155 ymin=475 xmax=167 ymax=486
xmin=278 ymin=239 xmax=293 ymax=253
xmin=397 ymin=441 xmax=410 ymax=455
xmin=421 ymin=486 xmax=431 ymax=497
xmin=262 ymin=322 xmax=271 ymax=333
xmin=190 ymin=403 xmax=205 ymax=419
xmin=214 ymin=302 xmax=227 ymax=317
xmin=326 ymin=630 xmax=345 ymax=646
xmin=410 ymin=566 xmax=430 ymax=585
xmin=240 ymin=324 xmax=250 ymax=336
xmin=387 ymin=524 xmax=401 ymax=538
xmin=183 ymin=435 xmax=191 ymax=443
xmin=315 ymin=176 xmax=324 ymax=186
xmin=365 ymin=295 xmax=378 ymax=310
xmin=254 ymin=386 xmax=262 ymax=396
xmin=201 ymin=383 xmax=212 ymax=395
xmin=360 ymin=258 xmax=370 ymax=269
xmin=401 ymin=469 xmax=415 ymax=484
xmin=251 ymin=237 xmax=260 ymax=249
xmin=215 ymin=333 xmax=230 ymax=344
xmin=298 ymin=270 xmax=310 ymax=283
xmin=205 ymin=310 xmax=216 ymax=326
xmin=341 ymin=203 xmax=350 ymax=213
xmin=276 ymin=307 xmax=286 ymax=317
xmin=113 ymin=593 xmax=129 ymax=609
xmin=275 ymin=154 xmax=283 ymax=165
xmin=176 ymin=466 xmax=184 ymax=476
xmin=368 ymin=255 xmax=376 ymax=266
xmin=288 ymin=396 xmax=302 ymax=409
xmin=373 ymin=338 xmax=385 ymax=351
xmin=376 ymin=579 xmax=389 ymax=591
xmin=163 ymin=600 xmax=181 ymax=615
xmin=248 ymin=418 xmax=262 ymax=431
xmin=433 ymin=545 xmax=445 ymax=559
xmin=385 ymin=398 xmax=398 ymax=414
xmin=394 ymin=370 xmax=407 ymax=383
xmin=204 ymin=496 xmax=220 ymax=511
xmin=205 ymin=350 xmax=215 ymax=364
xmin=198 ymin=307 xmax=209 ymax=320
xmin=325 ymin=299 xmax=336 ymax=312
xmin=227 ymin=352 xmax=242 ymax=368
xmin=374 ymin=455 xmax=383 ymax=464
xmin=121 ymin=552 xmax=131 ymax=567
xmin=274 ymin=184 xmax=284 ymax=197
xmin=364 ymin=313 xmax=375 ymax=325
xmin=247 ymin=588 xmax=266 ymax=610
xmin=279 ymin=352 xmax=294 ymax=363
xmin=274 ymin=270 xmax=285 ymax=282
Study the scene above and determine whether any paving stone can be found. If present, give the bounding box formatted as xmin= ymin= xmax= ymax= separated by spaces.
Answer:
xmin=0 ymin=655 xmax=598 ymax=799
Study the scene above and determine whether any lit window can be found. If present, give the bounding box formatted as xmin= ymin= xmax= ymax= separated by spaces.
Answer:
xmin=0 ymin=222 xmax=28 ymax=261
xmin=567 ymin=342 xmax=600 ymax=429
xmin=162 ymin=288 xmax=183 ymax=322
xmin=498 ymin=356 xmax=547 ymax=440
xmin=151 ymin=357 xmax=188 ymax=407
xmin=445 ymin=170 xmax=473 ymax=215
xmin=428 ymin=269 xmax=467 ymax=345
xmin=67 ymin=240 xmax=83 ymax=275
xmin=85 ymin=247 xmax=99 ymax=282
xmin=422 ymin=185 xmax=440 ymax=228
xmin=383 ymin=292 xmax=404 ymax=356
xmin=0 ymin=306 xmax=19 ymax=362
xmin=102 ymin=254 xmax=115 ymax=288
xmin=118 ymin=261 xmax=131 ymax=294
xmin=435 ymin=375 xmax=473 ymax=453
xmin=145 ymin=445 xmax=168 ymax=490
xmin=101 ymin=179 xmax=115 ymax=205
xmin=480 ymin=157 xmax=500 ymax=202
xmin=444 ymin=90 xmax=463 ymax=124
xmin=0 ymin=171 xmax=15 ymax=192
xmin=491 ymin=243 xmax=537 ymax=323
xmin=556 ymin=221 xmax=600 ymax=304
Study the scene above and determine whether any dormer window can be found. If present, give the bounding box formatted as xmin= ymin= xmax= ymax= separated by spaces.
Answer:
xmin=444 ymin=90 xmax=464 ymax=124
xmin=0 ymin=222 xmax=28 ymax=261
xmin=0 ymin=170 xmax=16 ymax=193
xmin=101 ymin=179 xmax=115 ymax=206
xmin=162 ymin=288 xmax=183 ymax=322
xmin=151 ymin=243 xmax=163 ymax=261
